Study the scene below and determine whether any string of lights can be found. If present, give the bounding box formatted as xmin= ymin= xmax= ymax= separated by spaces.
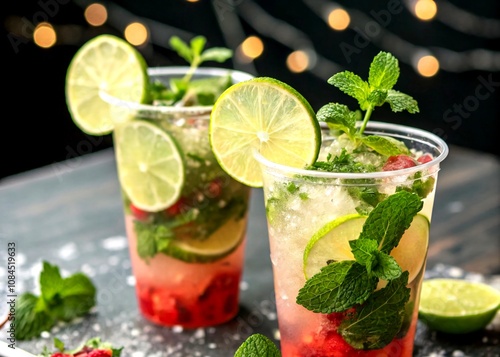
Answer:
xmin=7 ymin=0 xmax=499 ymax=78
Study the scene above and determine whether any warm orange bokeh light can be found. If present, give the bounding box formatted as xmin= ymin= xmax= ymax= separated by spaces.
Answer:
xmin=34 ymin=23 xmax=56 ymax=48
xmin=286 ymin=50 xmax=309 ymax=73
xmin=85 ymin=3 xmax=108 ymax=27
xmin=417 ymin=55 xmax=439 ymax=77
xmin=124 ymin=22 xmax=148 ymax=46
xmin=241 ymin=36 xmax=264 ymax=60
xmin=415 ymin=0 xmax=437 ymax=21
xmin=328 ymin=9 xmax=350 ymax=31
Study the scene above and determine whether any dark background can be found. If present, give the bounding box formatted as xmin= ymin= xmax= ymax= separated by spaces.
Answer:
xmin=2 ymin=0 xmax=499 ymax=179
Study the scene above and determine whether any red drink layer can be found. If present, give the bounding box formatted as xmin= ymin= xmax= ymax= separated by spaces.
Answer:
xmin=126 ymin=215 xmax=247 ymax=328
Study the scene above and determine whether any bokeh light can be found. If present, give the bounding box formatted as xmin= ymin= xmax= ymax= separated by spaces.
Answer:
xmin=286 ymin=50 xmax=309 ymax=73
xmin=414 ymin=0 xmax=437 ymax=21
xmin=84 ymin=3 xmax=108 ymax=27
xmin=417 ymin=55 xmax=440 ymax=77
xmin=33 ymin=22 xmax=56 ymax=48
xmin=328 ymin=9 xmax=350 ymax=31
xmin=124 ymin=22 xmax=148 ymax=46
xmin=238 ymin=36 xmax=264 ymax=62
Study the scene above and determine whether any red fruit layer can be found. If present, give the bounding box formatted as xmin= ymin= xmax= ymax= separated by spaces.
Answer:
xmin=137 ymin=272 xmax=240 ymax=328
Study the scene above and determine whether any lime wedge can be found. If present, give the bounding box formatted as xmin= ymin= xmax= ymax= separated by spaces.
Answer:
xmin=65 ymin=34 xmax=149 ymax=135
xmin=303 ymin=214 xmax=429 ymax=281
xmin=114 ymin=120 xmax=184 ymax=212
xmin=419 ymin=278 xmax=500 ymax=334
xmin=209 ymin=77 xmax=321 ymax=187
xmin=166 ymin=216 xmax=247 ymax=263
xmin=303 ymin=214 xmax=365 ymax=279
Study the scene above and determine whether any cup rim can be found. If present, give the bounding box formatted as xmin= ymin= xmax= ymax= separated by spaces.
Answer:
xmin=99 ymin=66 xmax=254 ymax=116
xmin=254 ymin=121 xmax=449 ymax=180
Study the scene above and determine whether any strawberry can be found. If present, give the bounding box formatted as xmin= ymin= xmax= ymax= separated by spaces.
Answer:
xmin=130 ymin=204 xmax=149 ymax=221
xmin=417 ymin=154 xmax=433 ymax=164
xmin=382 ymin=154 xmax=417 ymax=171
xmin=87 ymin=349 xmax=113 ymax=357
xmin=165 ymin=197 xmax=189 ymax=216
xmin=50 ymin=353 xmax=72 ymax=357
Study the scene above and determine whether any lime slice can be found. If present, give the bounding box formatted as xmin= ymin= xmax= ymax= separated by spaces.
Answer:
xmin=419 ymin=278 xmax=500 ymax=334
xmin=65 ymin=34 xmax=149 ymax=135
xmin=209 ymin=77 xmax=321 ymax=187
xmin=166 ymin=216 xmax=247 ymax=263
xmin=304 ymin=214 xmax=364 ymax=279
xmin=303 ymin=214 xmax=429 ymax=281
xmin=114 ymin=120 xmax=184 ymax=212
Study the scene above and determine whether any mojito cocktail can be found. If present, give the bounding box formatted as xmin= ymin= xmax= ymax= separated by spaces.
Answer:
xmin=208 ymin=51 xmax=448 ymax=355
xmin=65 ymin=35 xmax=253 ymax=328
xmin=256 ymin=122 xmax=448 ymax=356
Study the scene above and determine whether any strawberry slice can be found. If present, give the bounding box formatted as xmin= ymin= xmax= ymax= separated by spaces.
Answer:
xmin=382 ymin=155 xmax=417 ymax=171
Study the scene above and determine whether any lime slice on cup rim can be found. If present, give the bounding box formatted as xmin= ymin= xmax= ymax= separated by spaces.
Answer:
xmin=419 ymin=278 xmax=500 ymax=334
xmin=114 ymin=120 xmax=184 ymax=212
xmin=209 ymin=77 xmax=321 ymax=187
xmin=65 ymin=34 xmax=149 ymax=135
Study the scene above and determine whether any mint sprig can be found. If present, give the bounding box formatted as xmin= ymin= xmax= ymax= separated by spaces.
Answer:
xmin=14 ymin=261 xmax=96 ymax=341
xmin=319 ymin=51 xmax=419 ymax=155
xmin=297 ymin=191 xmax=421 ymax=349
xmin=169 ymin=35 xmax=233 ymax=83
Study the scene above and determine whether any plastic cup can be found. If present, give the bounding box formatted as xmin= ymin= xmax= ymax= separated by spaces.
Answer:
xmin=255 ymin=122 xmax=448 ymax=356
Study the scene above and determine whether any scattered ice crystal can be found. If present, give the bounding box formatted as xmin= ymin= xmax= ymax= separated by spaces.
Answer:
xmin=208 ymin=343 xmax=217 ymax=349
xmin=172 ymin=325 xmax=183 ymax=333
xmin=127 ymin=275 xmax=136 ymax=286
xmin=102 ymin=236 xmax=128 ymax=250
xmin=59 ymin=242 xmax=79 ymax=260
xmin=41 ymin=331 xmax=51 ymax=339
xmin=239 ymin=281 xmax=249 ymax=291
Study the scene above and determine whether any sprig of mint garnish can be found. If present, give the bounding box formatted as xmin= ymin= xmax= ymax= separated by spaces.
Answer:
xmin=9 ymin=261 xmax=96 ymax=341
xmin=234 ymin=333 xmax=281 ymax=357
xmin=149 ymin=35 xmax=233 ymax=106
xmin=317 ymin=51 xmax=418 ymax=156
xmin=169 ymin=35 xmax=233 ymax=83
xmin=296 ymin=190 xmax=422 ymax=349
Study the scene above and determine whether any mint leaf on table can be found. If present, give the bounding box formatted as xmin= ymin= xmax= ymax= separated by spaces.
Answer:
xmin=15 ymin=293 xmax=55 ymax=341
xmin=296 ymin=261 xmax=377 ymax=313
xmin=339 ymin=271 xmax=410 ymax=350
xmin=234 ymin=333 xmax=281 ymax=357
xmin=14 ymin=261 xmax=96 ymax=341
xmin=358 ymin=191 xmax=423 ymax=254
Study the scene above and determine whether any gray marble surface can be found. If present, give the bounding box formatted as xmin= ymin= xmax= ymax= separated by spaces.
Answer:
xmin=0 ymin=147 xmax=499 ymax=356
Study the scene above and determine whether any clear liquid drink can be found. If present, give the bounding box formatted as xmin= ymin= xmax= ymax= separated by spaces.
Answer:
xmin=256 ymin=122 xmax=448 ymax=356
xmin=109 ymin=67 xmax=253 ymax=328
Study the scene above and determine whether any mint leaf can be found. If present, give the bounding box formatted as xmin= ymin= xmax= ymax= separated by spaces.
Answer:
xmin=316 ymin=103 xmax=357 ymax=139
xmin=366 ymin=89 xmax=388 ymax=107
xmin=297 ymin=261 xmax=377 ymax=313
xmin=368 ymin=51 xmax=399 ymax=91
xmin=135 ymin=220 xmax=159 ymax=260
xmin=200 ymin=47 xmax=233 ymax=63
xmin=40 ymin=261 xmax=64 ymax=302
xmin=15 ymin=293 xmax=55 ymax=341
xmin=234 ymin=333 xmax=280 ymax=357
xmin=361 ymin=135 xmax=410 ymax=156
xmin=339 ymin=271 xmax=410 ymax=350
xmin=359 ymin=191 xmax=422 ymax=254
xmin=328 ymin=71 xmax=370 ymax=110
xmin=50 ymin=273 xmax=96 ymax=321
xmin=371 ymin=251 xmax=402 ymax=280
xmin=169 ymin=36 xmax=192 ymax=63
xmin=385 ymin=90 xmax=419 ymax=113
xmin=190 ymin=35 xmax=206 ymax=58
xmin=308 ymin=150 xmax=376 ymax=174
xmin=349 ymin=239 xmax=378 ymax=274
